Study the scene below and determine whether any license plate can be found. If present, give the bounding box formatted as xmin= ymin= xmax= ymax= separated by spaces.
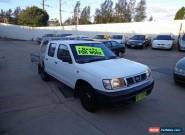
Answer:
xmin=135 ymin=91 xmax=147 ymax=102
xmin=131 ymin=45 xmax=135 ymax=47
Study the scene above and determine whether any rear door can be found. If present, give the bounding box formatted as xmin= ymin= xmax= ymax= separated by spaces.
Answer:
xmin=44 ymin=43 xmax=57 ymax=76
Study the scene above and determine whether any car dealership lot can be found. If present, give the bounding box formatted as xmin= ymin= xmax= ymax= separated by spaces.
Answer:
xmin=0 ymin=39 xmax=185 ymax=135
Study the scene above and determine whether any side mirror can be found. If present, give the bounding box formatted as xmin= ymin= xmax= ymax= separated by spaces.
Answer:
xmin=61 ymin=56 xmax=72 ymax=64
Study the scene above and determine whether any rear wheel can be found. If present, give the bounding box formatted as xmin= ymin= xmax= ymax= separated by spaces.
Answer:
xmin=118 ymin=52 xmax=124 ymax=57
xmin=40 ymin=65 xmax=50 ymax=81
xmin=38 ymin=64 xmax=42 ymax=74
xmin=142 ymin=44 xmax=146 ymax=49
xmin=79 ymin=84 xmax=98 ymax=112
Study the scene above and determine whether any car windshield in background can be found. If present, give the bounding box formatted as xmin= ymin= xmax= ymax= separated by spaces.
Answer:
xmin=94 ymin=35 xmax=106 ymax=39
xmin=182 ymin=35 xmax=185 ymax=41
xmin=131 ymin=35 xmax=145 ymax=40
xmin=111 ymin=41 xmax=121 ymax=47
xmin=70 ymin=43 xmax=118 ymax=64
xmin=156 ymin=35 xmax=172 ymax=40
xmin=44 ymin=34 xmax=55 ymax=37
xmin=56 ymin=34 xmax=72 ymax=37
xmin=111 ymin=35 xmax=122 ymax=39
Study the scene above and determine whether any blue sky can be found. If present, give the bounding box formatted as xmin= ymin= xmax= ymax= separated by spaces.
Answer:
xmin=0 ymin=0 xmax=184 ymax=22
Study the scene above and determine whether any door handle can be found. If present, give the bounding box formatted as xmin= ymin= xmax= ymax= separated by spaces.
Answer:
xmin=45 ymin=58 xmax=48 ymax=61
xmin=54 ymin=61 xmax=58 ymax=64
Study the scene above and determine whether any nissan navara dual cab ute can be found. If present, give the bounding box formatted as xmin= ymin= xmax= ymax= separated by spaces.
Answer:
xmin=38 ymin=40 xmax=154 ymax=112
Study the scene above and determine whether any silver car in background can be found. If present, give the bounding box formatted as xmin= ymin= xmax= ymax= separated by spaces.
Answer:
xmin=178 ymin=34 xmax=185 ymax=51
xmin=110 ymin=35 xmax=126 ymax=47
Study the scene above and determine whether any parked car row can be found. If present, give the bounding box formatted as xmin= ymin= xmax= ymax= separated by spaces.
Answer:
xmin=37 ymin=33 xmax=185 ymax=52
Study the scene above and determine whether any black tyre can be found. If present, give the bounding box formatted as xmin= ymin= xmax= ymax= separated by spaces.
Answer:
xmin=40 ymin=66 xmax=49 ymax=81
xmin=38 ymin=64 xmax=42 ymax=74
xmin=79 ymin=84 xmax=98 ymax=112
xmin=142 ymin=44 xmax=146 ymax=49
xmin=118 ymin=52 xmax=123 ymax=57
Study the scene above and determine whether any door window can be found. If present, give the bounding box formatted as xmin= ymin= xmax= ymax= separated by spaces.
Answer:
xmin=57 ymin=44 xmax=72 ymax=63
xmin=48 ymin=43 xmax=56 ymax=57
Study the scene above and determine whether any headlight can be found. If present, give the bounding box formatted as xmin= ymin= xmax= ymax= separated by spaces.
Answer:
xmin=175 ymin=67 xmax=185 ymax=74
xmin=145 ymin=68 xmax=151 ymax=78
xmin=103 ymin=78 xmax=126 ymax=90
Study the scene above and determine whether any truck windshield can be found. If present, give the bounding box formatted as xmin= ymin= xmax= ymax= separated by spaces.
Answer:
xmin=111 ymin=35 xmax=122 ymax=39
xmin=130 ymin=35 xmax=145 ymax=40
xmin=70 ymin=43 xmax=118 ymax=64
xmin=94 ymin=35 xmax=106 ymax=39
xmin=156 ymin=35 xmax=172 ymax=40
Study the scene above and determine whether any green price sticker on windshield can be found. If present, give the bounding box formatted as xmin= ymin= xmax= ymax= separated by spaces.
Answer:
xmin=75 ymin=46 xmax=105 ymax=56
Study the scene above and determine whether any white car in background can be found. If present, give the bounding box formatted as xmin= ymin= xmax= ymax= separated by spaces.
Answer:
xmin=111 ymin=35 xmax=126 ymax=47
xmin=178 ymin=34 xmax=185 ymax=51
xmin=152 ymin=35 xmax=174 ymax=50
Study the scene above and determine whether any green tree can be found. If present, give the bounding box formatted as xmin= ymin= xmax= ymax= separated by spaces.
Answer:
xmin=0 ymin=9 xmax=6 ymax=22
xmin=13 ymin=7 xmax=22 ymax=24
xmin=174 ymin=7 xmax=185 ymax=20
xmin=72 ymin=1 xmax=81 ymax=25
xmin=114 ymin=0 xmax=127 ymax=22
xmin=94 ymin=9 xmax=102 ymax=24
xmin=17 ymin=6 xmax=49 ymax=27
xmin=134 ymin=0 xmax=146 ymax=22
xmin=79 ymin=6 xmax=91 ymax=24
xmin=114 ymin=0 xmax=135 ymax=22
xmin=94 ymin=0 xmax=114 ymax=24
xmin=64 ymin=17 xmax=72 ymax=25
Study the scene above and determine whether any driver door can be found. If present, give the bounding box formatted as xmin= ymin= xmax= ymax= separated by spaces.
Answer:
xmin=55 ymin=44 xmax=76 ymax=88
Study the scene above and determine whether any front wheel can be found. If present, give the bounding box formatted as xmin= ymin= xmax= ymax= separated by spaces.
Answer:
xmin=79 ymin=85 xmax=98 ymax=112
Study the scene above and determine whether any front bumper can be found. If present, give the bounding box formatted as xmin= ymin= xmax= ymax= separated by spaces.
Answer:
xmin=95 ymin=80 xmax=154 ymax=103
xmin=174 ymin=73 xmax=185 ymax=84
xmin=179 ymin=46 xmax=185 ymax=51
xmin=152 ymin=45 xmax=172 ymax=49
xmin=127 ymin=43 xmax=144 ymax=48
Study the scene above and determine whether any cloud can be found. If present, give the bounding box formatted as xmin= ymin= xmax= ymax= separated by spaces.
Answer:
xmin=146 ymin=5 xmax=177 ymax=20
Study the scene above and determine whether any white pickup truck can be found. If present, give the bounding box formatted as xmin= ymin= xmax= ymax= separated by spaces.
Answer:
xmin=38 ymin=40 xmax=154 ymax=112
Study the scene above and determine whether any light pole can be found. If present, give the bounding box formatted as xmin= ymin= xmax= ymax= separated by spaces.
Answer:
xmin=59 ymin=0 xmax=62 ymax=26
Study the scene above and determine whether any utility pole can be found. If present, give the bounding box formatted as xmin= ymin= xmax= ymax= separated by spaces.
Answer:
xmin=59 ymin=0 xmax=62 ymax=26
xmin=42 ymin=0 xmax=45 ymax=10
xmin=76 ymin=9 xmax=79 ymax=26
xmin=76 ymin=5 xmax=79 ymax=30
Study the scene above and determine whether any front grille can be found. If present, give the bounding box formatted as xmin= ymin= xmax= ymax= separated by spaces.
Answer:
xmin=126 ymin=73 xmax=147 ymax=86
